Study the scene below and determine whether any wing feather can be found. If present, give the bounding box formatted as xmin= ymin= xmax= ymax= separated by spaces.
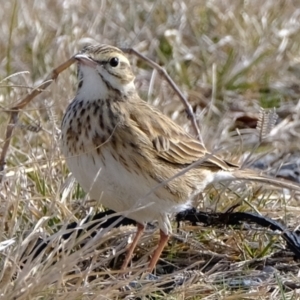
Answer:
xmin=128 ymin=99 xmax=237 ymax=171
xmin=154 ymin=136 xmax=236 ymax=170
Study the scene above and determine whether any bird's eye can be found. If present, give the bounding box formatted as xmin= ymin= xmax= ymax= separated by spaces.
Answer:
xmin=109 ymin=57 xmax=119 ymax=67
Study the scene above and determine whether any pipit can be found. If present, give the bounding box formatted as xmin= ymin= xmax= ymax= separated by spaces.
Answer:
xmin=61 ymin=44 xmax=300 ymax=272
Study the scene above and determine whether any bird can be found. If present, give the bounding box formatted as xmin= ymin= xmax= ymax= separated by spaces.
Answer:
xmin=60 ymin=44 xmax=300 ymax=272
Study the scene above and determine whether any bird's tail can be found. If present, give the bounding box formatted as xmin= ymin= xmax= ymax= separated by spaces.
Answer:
xmin=230 ymin=169 xmax=300 ymax=192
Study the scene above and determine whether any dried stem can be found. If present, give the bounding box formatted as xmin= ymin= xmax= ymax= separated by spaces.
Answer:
xmin=0 ymin=57 xmax=76 ymax=182
xmin=122 ymin=47 xmax=203 ymax=144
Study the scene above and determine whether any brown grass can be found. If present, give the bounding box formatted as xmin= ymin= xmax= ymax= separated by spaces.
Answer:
xmin=1 ymin=0 xmax=300 ymax=299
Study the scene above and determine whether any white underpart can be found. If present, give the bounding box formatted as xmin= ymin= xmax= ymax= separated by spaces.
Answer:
xmin=65 ymin=146 xmax=236 ymax=235
xmin=64 ymin=148 xmax=192 ymax=234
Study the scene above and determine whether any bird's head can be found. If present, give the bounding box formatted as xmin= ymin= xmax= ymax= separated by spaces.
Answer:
xmin=75 ymin=44 xmax=136 ymax=100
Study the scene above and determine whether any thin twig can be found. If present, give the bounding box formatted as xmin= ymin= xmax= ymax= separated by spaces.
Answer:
xmin=0 ymin=56 xmax=76 ymax=182
xmin=122 ymin=47 xmax=204 ymax=144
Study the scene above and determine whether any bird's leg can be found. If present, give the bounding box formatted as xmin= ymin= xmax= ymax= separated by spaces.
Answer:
xmin=148 ymin=230 xmax=169 ymax=272
xmin=121 ymin=223 xmax=145 ymax=270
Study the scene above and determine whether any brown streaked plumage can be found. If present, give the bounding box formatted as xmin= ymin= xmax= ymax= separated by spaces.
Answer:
xmin=61 ymin=44 xmax=300 ymax=272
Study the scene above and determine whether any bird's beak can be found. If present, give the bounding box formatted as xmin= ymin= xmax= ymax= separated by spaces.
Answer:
xmin=74 ymin=54 xmax=97 ymax=68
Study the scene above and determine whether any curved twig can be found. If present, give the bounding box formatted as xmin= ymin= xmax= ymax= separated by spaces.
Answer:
xmin=0 ymin=57 xmax=76 ymax=182
xmin=122 ymin=47 xmax=203 ymax=144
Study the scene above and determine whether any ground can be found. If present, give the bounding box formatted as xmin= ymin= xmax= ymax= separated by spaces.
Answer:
xmin=0 ymin=0 xmax=300 ymax=299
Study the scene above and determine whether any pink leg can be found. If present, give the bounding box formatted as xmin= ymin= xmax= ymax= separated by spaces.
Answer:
xmin=121 ymin=223 xmax=145 ymax=270
xmin=148 ymin=230 xmax=169 ymax=272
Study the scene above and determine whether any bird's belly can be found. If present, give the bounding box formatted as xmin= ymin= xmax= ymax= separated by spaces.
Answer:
xmin=64 ymin=148 xmax=191 ymax=224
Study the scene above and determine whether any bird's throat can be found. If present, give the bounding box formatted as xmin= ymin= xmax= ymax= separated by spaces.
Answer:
xmin=76 ymin=65 xmax=109 ymax=101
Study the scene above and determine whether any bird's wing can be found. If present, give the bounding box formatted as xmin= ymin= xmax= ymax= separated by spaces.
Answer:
xmin=129 ymin=100 xmax=237 ymax=171
xmin=152 ymin=134 xmax=236 ymax=170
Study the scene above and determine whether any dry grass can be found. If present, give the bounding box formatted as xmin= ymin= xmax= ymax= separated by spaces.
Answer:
xmin=1 ymin=0 xmax=300 ymax=299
